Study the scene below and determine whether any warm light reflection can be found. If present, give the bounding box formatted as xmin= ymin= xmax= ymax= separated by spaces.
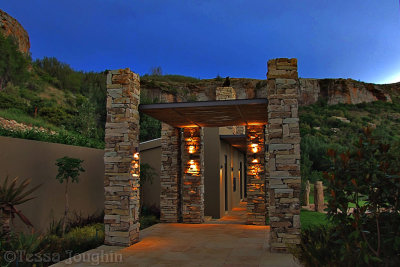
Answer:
xmin=186 ymin=159 xmax=200 ymax=175
xmin=251 ymin=144 xmax=259 ymax=153
xmin=252 ymin=158 xmax=259 ymax=163
xmin=188 ymin=145 xmax=196 ymax=154
xmin=131 ymin=150 xmax=140 ymax=178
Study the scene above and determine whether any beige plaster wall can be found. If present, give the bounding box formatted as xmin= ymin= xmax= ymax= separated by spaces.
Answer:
xmin=0 ymin=134 xmax=242 ymax=231
xmin=203 ymin=127 xmax=220 ymax=219
xmin=0 ymin=136 xmax=105 ymax=233
xmin=140 ymin=139 xmax=161 ymax=209
xmin=0 ymin=136 xmax=161 ymax=232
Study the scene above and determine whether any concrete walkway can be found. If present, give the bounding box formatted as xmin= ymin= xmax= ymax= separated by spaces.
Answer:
xmin=53 ymin=203 xmax=300 ymax=266
xmin=53 ymin=223 xmax=300 ymax=267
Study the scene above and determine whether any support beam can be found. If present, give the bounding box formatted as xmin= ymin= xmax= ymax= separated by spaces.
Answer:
xmin=266 ymin=58 xmax=301 ymax=252
xmin=104 ymin=69 xmax=140 ymax=246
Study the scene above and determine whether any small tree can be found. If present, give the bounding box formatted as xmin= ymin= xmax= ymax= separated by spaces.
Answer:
xmin=150 ymin=66 xmax=162 ymax=76
xmin=55 ymin=156 xmax=85 ymax=235
xmin=324 ymin=128 xmax=400 ymax=264
xmin=293 ymin=128 xmax=400 ymax=266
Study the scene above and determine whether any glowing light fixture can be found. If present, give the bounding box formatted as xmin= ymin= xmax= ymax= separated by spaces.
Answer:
xmin=187 ymin=159 xmax=200 ymax=175
xmin=185 ymin=128 xmax=199 ymax=154
xmin=252 ymin=157 xmax=259 ymax=163
xmin=251 ymin=144 xmax=259 ymax=153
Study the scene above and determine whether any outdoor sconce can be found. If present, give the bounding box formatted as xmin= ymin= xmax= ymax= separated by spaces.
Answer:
xmin=186 ymin=159 xmax=200 ymax=175
xmin=131 ymin=151 xmax=140 ymax=177
xmin=185 ymin=141 xmax=198 ymax=154
xmin=185 ymin=128 xmax=199 ymax=154
xmin=251 ymin=143 xmax=259 ymax=154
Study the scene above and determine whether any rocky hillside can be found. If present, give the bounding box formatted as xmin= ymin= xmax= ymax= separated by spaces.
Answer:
xmin=0 ymin=9 xmax=30 ymax=54
xmin=141 ymin=75 xmax=399 ymax=106
xmin=299 ymin=78 xmax=398 ymax=106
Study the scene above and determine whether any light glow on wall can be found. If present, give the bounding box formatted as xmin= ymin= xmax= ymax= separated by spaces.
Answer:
xmin=186 ymin=159 xmax=200 ymax=175
xmin=131 ymin=150 xmax=140 ymax=178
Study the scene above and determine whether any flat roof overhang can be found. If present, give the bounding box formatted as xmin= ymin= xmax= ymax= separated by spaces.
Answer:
xmin=139 ymin=99 xmax=268 ymax=128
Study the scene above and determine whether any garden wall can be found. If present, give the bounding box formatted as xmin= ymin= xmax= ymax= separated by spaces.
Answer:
xmin=0 ymin=136 xmax=161 ymax=233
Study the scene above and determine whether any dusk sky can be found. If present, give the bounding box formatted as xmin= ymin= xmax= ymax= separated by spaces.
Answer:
xmin=2 ymin=0 xmax=400 ymax=83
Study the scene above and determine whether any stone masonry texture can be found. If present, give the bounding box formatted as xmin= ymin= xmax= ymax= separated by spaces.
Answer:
xmin=215 ymin=86 xmax=245 ymax=135
xmin=104 ymin=69 xmax=140 ymax=246
xmin=0 ymin=9 xmax=30 ymax=54
xmin=181 ymin=127 xmax=205 ymax=223
xmin=246 ymin=125 xmax=266 ymax=225
xmin=266 ymin=58 xmax=301 ymax=252
xmin=160 ymin=123 xmax=181 ymax=223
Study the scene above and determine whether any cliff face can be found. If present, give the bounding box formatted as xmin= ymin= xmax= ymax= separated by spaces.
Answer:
xmin=141 ymin=77 xmax=397 ymax=107
xmin=299 ymin=78 xmax=395 ymax=106
xmin=0 ymin=9 xmax=30 ymax=54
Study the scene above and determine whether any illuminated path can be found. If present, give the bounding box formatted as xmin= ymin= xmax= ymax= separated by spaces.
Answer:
xmin=53 ymin=204 xmax=299 ymax=266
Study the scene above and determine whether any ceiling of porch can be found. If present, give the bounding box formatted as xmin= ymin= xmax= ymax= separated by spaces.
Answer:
xmin=139 ymin=98 xmax=268 ymax=128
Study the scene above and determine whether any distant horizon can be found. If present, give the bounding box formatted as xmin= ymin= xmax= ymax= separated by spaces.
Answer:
xmin=2 ymin=1 xmax=400 ymax=84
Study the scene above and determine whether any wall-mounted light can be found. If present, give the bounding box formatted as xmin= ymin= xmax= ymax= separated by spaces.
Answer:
xmin=131 ymin=150 xmax=140 ymax=177
xmin=251 ymin=155 xmax=259 ymax=163
xmin=186 ymin=159 xmax=200 ymax=175
xmin=251 ymin=144 xmax=259 ymax=154
xmin=185 ymin=128 xmax=199 ymax=154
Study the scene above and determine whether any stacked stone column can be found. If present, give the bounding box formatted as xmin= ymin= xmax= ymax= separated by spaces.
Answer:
xmin=266 ymin=58 xmax=301 ymax=252
xmin=160 ymin=123 xmax=181 ymax=223
xmin=181 ymin=127 xmax=205 ymax=223
xmin=215 ymin=86 xmax=245 ymax=135
xmin=246 ymin=125 xmax=266 ymax=225
xmin=104 ymin=69 xmax=140 ymax=246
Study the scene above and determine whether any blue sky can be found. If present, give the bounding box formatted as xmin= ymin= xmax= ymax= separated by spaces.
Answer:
xmin=2 ymin=0 xmax=400 ymax=83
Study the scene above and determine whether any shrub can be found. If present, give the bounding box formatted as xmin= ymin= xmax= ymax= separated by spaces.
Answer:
xmin=40 ymin=223 xmax=104 ymax=264
xmin=293 ymin=128 xmax=400 ymax=266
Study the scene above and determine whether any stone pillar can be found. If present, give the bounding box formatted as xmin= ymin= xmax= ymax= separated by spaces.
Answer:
xmin=104 ymin=69 xmax=140 ymax=246
xmin=314 ymin=181 xmax=324 ymax=212
xmin=160 ymin=123 xmax=181 ymax=223
xmin=216 ymin=87 xmax=245 ymax=135
xmin=266 ymin=58 xmax=301 ymax=252
xmin=181 ymin=127 xmax=205 ymax=223
xmin=246 ymin=125 xmax=266 ymax=225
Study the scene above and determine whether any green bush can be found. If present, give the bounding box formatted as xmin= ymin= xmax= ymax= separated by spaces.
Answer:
xmin=0 ymin=32 xmax=30 ymax=90
xmin=40 ymin=223 xmax=104 ymax=265
xmin=293 ymin=128 xmax=400 ymax=266
xmin=0 ymin=127 xmax=105 ymax=149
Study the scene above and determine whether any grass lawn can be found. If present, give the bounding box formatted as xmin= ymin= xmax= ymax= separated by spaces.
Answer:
xmin=300 ymin=209 xmax=329 ymax=229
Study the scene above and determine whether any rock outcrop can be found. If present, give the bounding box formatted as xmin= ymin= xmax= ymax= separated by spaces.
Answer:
xmin=299 ymin=78 xmax=393 ymax=106
xmin=0 ymin=9 xmax=30 ymax=54
xmin=141 ymin=77 xmax=397 ymax=107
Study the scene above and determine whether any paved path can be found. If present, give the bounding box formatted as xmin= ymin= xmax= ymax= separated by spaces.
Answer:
xmin=53 ymin=223 xmax=300 ymax=267
xmin=53 ymin=203 xmax=300 ymax=266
